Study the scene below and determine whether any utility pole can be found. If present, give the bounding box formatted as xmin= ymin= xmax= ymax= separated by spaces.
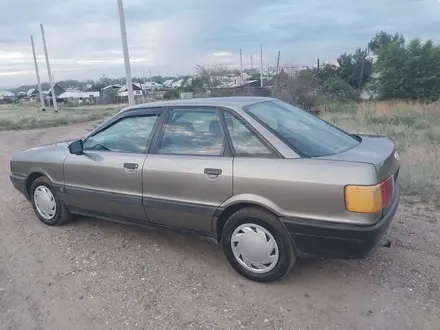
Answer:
xmin=275 ymin=51 xmax=280 ymax=91
xmin=250 ymin=54 xmax=253 ymax=70
xmin=40 ymin=24 xmax=58 ymax=112
xmin=260 ymin=44 xmax=263 ymax=87
xmin=239 ymin=49 xmax=243 ymax=79
xmin=30 ymin=35 xmax=45 ymax=111
xmin=317 ymin=58 xmax=320 ymax=70
xmin=275 ymin=51 xmax=280 ymax=75
xmin=117 ymin=0 xmax=134 ymax=105
xmin=142 ymin=72 xmax=147 ymax=96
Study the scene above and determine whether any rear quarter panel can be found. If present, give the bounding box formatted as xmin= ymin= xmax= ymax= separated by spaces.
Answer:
xmin=230 ymin=158 xmax=381 ymax=225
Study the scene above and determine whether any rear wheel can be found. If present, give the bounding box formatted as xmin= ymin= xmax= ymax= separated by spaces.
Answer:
xmin=30 ymin=176 xmax=72 ymax=226
xmin=221 ymin=207 xmax=296 ymax=282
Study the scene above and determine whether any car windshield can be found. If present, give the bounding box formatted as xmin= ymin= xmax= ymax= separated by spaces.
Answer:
xmin=244 ymin=100 xmax=360 ymax=157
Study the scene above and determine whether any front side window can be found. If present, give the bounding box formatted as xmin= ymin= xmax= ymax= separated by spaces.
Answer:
xmin=223 ymin=112 xmax=273 ymax=156
xmin=83 ymin=115 xmax=158 ymax=153
xmin=158 ymin=108 xmax=225 ymax=155
xmin=244 ymin=100 xmax=359 ymax=157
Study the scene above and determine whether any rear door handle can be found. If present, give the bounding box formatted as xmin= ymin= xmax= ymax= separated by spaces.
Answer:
xmin=204 ymin=168 xmax=222 ymax=176
xmin=123 ymin=163 xmax=139 ymax=170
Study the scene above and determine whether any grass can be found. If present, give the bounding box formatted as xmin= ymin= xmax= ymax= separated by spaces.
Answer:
xmin=0 ymin=103 xmax=120 ymax=131
xmin=320 ymin=100 xmax=440 ymax=199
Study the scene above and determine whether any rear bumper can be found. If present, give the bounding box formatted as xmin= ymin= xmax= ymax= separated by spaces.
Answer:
xmin=10 ymin=173 xmax=28 ymax=199
xmin=281 ymin=183 xmax=400 ymax=259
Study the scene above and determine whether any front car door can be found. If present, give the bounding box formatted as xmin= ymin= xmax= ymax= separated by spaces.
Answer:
xmin=142 ymin=106 xmax=233 ymax=233
xmin=63 ymin=108 xmax=162 ymax=221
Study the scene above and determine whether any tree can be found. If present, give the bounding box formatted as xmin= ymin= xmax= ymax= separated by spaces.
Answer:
xmin=321 ymin=76 xmax=359 ymax=100
xmin=373 ymin=37 xmax=440 ymax=101
xmin=312 ymin=62 xmax=362 ymax=100
xmin=195 ymin=64 xmax=228 ymax=89
xmin=336 ymin=48 xmax=373 ymax=90
xmin=274 ymin=68 xmax=322 ymax=109
xmin=368 ymin=31 xmax=405 ymax=54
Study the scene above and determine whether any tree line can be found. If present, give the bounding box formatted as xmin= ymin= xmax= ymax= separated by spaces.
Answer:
xmin=276 ymin=31 xmax=440 ymax=108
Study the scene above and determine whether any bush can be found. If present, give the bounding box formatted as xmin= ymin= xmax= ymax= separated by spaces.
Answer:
xmin=163 ymin=90 xmax=179 ymax=100
xmin=321 ymin=76 xmax=359 ymax=100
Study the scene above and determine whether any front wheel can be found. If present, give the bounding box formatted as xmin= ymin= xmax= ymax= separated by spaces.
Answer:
xmin=221 ymin=207 xmax=296 ymax=283
xmin=30 ymin=176 xmax=72 ymax=226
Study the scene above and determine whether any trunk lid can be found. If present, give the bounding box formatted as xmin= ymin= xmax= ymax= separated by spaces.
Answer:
xmin=319 ymin=134 xmax=400 ymax=217
xmin=318 ymin=134 xmax=400 ymax=182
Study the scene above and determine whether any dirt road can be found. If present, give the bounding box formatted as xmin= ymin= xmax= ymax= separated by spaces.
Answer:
xmin=0 ymin=123 xmax=439 ymax=330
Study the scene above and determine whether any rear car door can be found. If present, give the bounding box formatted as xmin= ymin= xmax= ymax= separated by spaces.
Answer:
xmin=142 ymin=106 xmax=233 ymax=233
xmin=63 ymin=108 xmax=162 ymax=221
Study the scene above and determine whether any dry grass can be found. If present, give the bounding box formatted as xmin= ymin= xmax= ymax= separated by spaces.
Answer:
xmin=321 ymin=101 xmax=440 ymax=199
xmin=0 ymin=103 xmax=120 ymax=131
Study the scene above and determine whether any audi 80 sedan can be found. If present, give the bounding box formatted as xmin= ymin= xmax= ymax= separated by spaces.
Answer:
xmin=10 ymin=97 xmax=400 ymax=282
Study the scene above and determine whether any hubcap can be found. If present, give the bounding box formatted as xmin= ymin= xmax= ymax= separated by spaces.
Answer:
xmin=33 ymin=185 xmax=57 ymax=220
xmin=231 ymin=223 xmax=279 ymax=274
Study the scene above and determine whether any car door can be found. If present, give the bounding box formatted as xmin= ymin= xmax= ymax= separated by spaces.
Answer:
xmin=142 ymin=106 xmax=233 ymax=233
xmin=63 ymin=108 xmax=162 ymax=221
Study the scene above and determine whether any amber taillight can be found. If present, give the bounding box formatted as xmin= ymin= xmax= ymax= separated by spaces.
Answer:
xmin=344 ymin=175 xmax=394 ymax=213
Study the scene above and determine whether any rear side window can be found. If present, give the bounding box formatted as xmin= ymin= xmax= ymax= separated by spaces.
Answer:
xmin=158 ymin=108 xmax=226 ymax=156
xmin=244 ymin=100 xmax=359 ymax=157
xmin=223 ymin=112 xmax=273 ymax=156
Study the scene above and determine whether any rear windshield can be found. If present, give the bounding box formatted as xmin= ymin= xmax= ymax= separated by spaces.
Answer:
xmin=244 ymin=100 xmax=359 ymax=157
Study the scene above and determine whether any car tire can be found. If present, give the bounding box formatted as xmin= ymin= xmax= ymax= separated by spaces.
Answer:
xmin=221 ymin=206 xmax=296 ymax=283
xmin=30 ymin=176 xmax=72 ymax=226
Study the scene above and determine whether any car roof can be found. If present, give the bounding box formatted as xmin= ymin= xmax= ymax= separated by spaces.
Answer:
xmin=120 ymin=96 xmax=276 ymax=113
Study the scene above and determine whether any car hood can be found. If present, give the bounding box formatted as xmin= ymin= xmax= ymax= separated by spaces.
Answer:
xmin=23 ymin=139 xmax=74 ymax=152
xmin=11 ymin=139 xmax=75 ymax=164
xmin=318 ymin=135 xmax=400 ymax=182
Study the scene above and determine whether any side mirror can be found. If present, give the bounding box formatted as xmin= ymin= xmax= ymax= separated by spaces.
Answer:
xmin=68 ymin=139 xmax=83 ymax=155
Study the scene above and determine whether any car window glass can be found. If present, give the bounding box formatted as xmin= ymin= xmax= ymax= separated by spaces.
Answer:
xmin=83 ymin=115 xmax=158 ymax=153
xmin=245 ymin=100 xmax=359 ymax=157
xmin=223 ymin=112 xmax=273 ymax=156
xmin=159 ymin=108 xmax=225 ymax=155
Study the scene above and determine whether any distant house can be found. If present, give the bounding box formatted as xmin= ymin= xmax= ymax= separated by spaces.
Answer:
xmin=163 ymin=79 xmax=174 ymax=88
xmin=0 ymin=89 xmax=15 ymax=102
xmin=209 ymin=77 xmax=272 ymax=97
xmin=42 ymin=83 xmax=66 ymax=106
xmin=84 ymin=84 xmax=94 ymax=91
xmin=43 ymin=83 xmax=65 ymax=98
xmin=100 ymin=84 xmax=122 ymax=104
xmin=26 ymin=88 xmax=39 ymax=98
xmin=163 ymin=79 xmax=183 ymax=89
xmin=171 ymin=79 xmax=184 ymax=89
xmin=140 ymin=81 xmax=163 ymax=91
xmin=58 ymin=90 xmax=100 ymax=104
xmin=118 ymin=83 xmax=143 ymax=97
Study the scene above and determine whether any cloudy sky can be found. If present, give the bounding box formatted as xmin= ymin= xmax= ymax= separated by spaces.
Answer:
xmin=1 ymin=0 xmax=440 ymax=88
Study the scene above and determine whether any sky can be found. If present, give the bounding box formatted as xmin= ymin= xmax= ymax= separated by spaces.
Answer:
xmin=1 ymin=0 xmax=440 ymax=89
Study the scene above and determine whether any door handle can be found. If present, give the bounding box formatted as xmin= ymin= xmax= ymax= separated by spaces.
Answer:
xmin=204 ymin=168 xmax=222 ymax=176
xmin=123 ymin=163 xmax=139 ymax=170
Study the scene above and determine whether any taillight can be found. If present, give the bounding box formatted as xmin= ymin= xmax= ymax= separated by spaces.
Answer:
xmin=345 ymin=175 xmax=394 ymax=213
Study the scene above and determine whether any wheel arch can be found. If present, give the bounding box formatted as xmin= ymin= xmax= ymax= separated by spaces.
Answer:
xmin=213 ymin=195 xmax=283 ymax=243
xmin=25 ymin=168 xmax=54 ymax=199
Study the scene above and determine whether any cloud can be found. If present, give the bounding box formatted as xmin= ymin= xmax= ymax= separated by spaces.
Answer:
xmin=0 ymin=0 xmax=439 ymax=88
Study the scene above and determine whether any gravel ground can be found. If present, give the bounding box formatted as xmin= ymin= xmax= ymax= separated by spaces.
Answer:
xmin=0 ymin=123 xmax=439 ymax=330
